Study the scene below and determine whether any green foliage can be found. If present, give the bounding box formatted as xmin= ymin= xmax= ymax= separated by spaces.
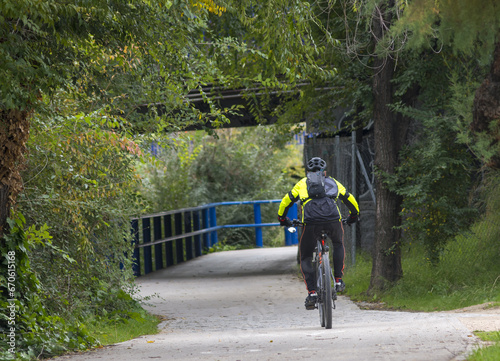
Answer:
xmin=0 ymin=212 xmax=97 ymax=360
xmin=345 ymin=214 xmax=499 ymax=312
xmin=380 ymin=52 xmax=486 ymax=264
xmin=200 ymin=1 xmax=344 ymax=131
xmin=208 ymin=241 xmax=239 ymax=253
xmin=346 ymin=173 xmax=500 ymax=310
xmin=342 ymin=252 xmax=372 ymax=296
xmin=19 ymin=110 xmax=145 ymax=320
xmin=138 ymin=131 xmax=206 ymax=211
xmin=1 ymin=1 xmax=249 ymax=357
xmin=0 ymin=104 xmax=155 ymax=359
xmin=0 ymin=0 xmax=251 ymax=132
xmin=385 ymin=114 xmax=478 ymax=263
xmin=475 ymin=331 xmax=500 ymax=343
xmin=394 ymin=0 xmax=500 ymax=62
xmin=269 ymin=0 xmax=375 ymax=133
xmin=0 ymin=211 xmax=159 ymax=360
xmin=220 ymin=0 xmax=336 ymax=83
xmin=139 ymin=126 xmax=298 ymax=248
xmin=192 ymin=127 xmax=290 ymax=202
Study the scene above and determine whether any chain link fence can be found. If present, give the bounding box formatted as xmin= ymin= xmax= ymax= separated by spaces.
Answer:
xmin=304 ymin=130 xmax=375 ymax=268
xmin=304 ymin=129 xmax=500 ymax=276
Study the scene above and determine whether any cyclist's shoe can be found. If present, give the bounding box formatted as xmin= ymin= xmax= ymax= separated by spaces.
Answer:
xmin=335 ymin=279 xmax=346 ymax=293
xmin=305 ymin=291 xmax=318 ymax=310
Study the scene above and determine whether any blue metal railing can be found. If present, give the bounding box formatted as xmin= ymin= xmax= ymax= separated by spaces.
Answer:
xmin=130 ymin=200 xmax=298 ymax=276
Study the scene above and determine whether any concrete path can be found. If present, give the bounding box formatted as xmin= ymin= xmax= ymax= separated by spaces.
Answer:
xmin=55 ymin=246 xmax=493 ymax=361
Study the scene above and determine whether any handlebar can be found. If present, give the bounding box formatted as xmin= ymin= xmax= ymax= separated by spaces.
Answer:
xmin=286 ymin=219 xmax=303 ymax=233
xmin=285 ymin=217 xmax=358 ymax=233
xmin=343 ymin=215 xmax=361 ymax=226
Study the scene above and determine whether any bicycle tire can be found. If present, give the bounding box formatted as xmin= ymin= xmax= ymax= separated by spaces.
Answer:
xmin=322 ymin=255 xmax=333 ymax=329
xmin=316 ymin=255 xmax=325 ymax=327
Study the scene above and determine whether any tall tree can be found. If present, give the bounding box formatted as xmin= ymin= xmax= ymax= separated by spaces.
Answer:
xmin=370 ymin=1 xmax=405 ymax=289
xmin=0 ymin=0 xmax=233 ymax=240
xmin=299 ymin=0 xmax=412 ymax=290
xmin=393 ymin=0 xmax=500 ymax=168
xmin=366 ymin=0 xmax=500 ymax=289
xmin=218 ymin=1 xmax=412 ymax=289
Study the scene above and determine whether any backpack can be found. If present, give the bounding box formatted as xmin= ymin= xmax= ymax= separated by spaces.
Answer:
xmin=306 ymin=171 xmax=327 ymax=199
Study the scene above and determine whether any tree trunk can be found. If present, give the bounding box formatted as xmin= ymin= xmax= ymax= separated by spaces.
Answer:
xmin=368 ymin=1 xmax=404 ymax=292
xmin=0 ymin=110 xmax=30 ymax=239
xmin=472 ymin=40 xmax=500 ymax=169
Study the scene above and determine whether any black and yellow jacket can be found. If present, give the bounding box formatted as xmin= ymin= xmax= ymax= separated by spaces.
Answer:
xmin=278 ymin=175 xmax=359 ymax=224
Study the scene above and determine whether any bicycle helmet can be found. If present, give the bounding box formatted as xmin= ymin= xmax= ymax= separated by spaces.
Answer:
xmin=306 ymin=157 xmax=327 ymax=172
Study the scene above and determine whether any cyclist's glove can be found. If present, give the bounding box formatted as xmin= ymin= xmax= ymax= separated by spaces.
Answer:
xmin=278 ymin=216 xmax=292 ymax=227
xmin=346 ymin=214 xmax=359 ymax=225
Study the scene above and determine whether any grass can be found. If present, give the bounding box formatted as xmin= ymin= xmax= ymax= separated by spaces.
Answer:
xmin=345 ymin=247 xmax=500 ymax=311
xmin=344 ymin=216 xmax=500 ymax=310
xmin=85 ymin=307 xmax=160 ymax=346
xmin=469 ymin=332 xmax=500 ymax=361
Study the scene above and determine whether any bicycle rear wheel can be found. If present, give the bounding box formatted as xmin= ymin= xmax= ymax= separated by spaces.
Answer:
xmin=316 ymin=266 xmax=325 ymax=327
xmin=322 ymin=255 xmax=333 ymax=329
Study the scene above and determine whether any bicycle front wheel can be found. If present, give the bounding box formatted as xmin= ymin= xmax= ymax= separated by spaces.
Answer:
xmin=322 ymin=255 xmax=333 ymax=329
xmin=316 ymin=256 xmax=325 ymax=327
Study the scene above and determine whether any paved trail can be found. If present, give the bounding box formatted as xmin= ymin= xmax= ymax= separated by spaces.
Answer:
xmin=54 ymin=246 xmax=495 ymax=361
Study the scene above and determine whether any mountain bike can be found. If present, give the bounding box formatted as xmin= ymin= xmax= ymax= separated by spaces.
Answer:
xmin=288 ymin=219 xmax=347 ymax=329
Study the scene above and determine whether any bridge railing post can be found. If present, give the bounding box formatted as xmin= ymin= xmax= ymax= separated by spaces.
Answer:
xmin=202 ymin=208 xmax=210 ymax=251
xmin=253 ymin=203 xmax=263 ymax=247
xmin=209 ymin=206 xmax=218 ymax=247
xmin=193 ymin=210 xmax=202 ymax=257
xmin=175 ymin=212 xmax=183 ymax=263
xmin=164 ymin=214 xmax=174 ymax=267
xmin=154 ymin=216 xmax=163 ymax=270
xmin=131 ymin=219 xmax=140 ymax=276
xmin=185 ymin=211 xmax=193 ymax=260
xmin=143 ymin=217 xmax=152 ymax=274
xmin=284 ymin=203 xmax=299 ymax=246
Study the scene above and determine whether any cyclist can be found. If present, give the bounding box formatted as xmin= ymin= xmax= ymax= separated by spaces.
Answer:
xmin=278 ymin=157 xmax=359 ymax=310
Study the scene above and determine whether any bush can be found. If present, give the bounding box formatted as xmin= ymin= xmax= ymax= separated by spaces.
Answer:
xmin=386 ymin=115 xmax=478 ymax=264
xmin=0 ymin=213 xmax=97 ymax=360
xmin=1 ymin=110 xmax=150 ymax=358
xmin=19 ymin=113 xmax=144 ymax=320
xmin=139 ymin=126 xmax=300 ymax=248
